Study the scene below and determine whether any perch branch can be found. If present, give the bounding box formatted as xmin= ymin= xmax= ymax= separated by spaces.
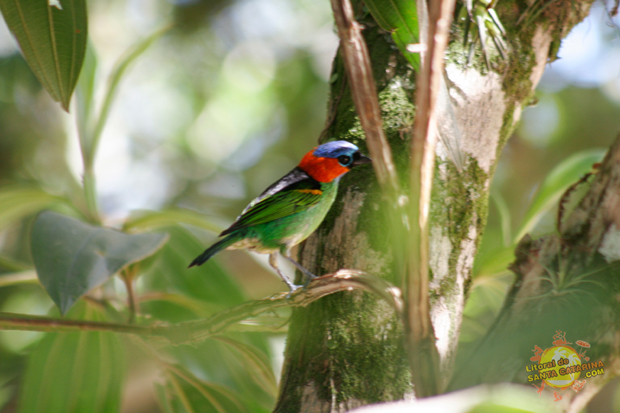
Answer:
xmin=0 ymin=270 xmax=402 ymax=346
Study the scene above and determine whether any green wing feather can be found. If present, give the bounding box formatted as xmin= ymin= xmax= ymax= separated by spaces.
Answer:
xmin=221 ymin=188 xmax=323 ymax=235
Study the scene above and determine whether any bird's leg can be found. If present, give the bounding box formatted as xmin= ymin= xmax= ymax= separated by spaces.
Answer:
xmin=282 ymin=250 xmax=317 ymax=285
xmin=269 ymin=253 xmax=300 ymax=293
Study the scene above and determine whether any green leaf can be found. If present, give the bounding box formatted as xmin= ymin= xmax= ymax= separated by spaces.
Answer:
xmin=490 ymin=192 xmax=511 ymax=248
xmin=0 ymin=186 xmax=67 ymax=231
xmin=161 ymin=366 xmax=251 ymax=413
xmin=75 ymin=40 xmax=97 ymax=145
xmin=139 ymin=292 xmax=223 ymax=318
xmin=123 ymin=209 xmax=224 ymax=234
xmin=31 ymin=211 xmax=168 ymax=315
xmin=141 ymin=226 xmax=245 ymax=320
xmin=514 ymin=149 xmax=605 ymax=242
xmin=214 ymin=336 xmax=277 ymax=396
xmin=165 ymin=338 xmax=275 ymax=411
xmin=364 ymin=0 xmax=420 ymax=70
xmin=18 ymin=300 xmax=126 ymax=413
xmin=474 ymin=247 xmax=514 ymax=278
xmin=0 ymin=0 xmax=88 ymax=111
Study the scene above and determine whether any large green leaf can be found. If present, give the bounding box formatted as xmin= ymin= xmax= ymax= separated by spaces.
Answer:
xmin=514 ymin=149 xmax=605 ymax=242
xmin=31 ymin=211 xmax=168 ymax=315
xmin=141 ymin=226 xmax=245 ymax=319
xmin=18 ymin=301 xmax=126 ymax=413
xmin=364 ymin=0 xmax=420 ymax=70
xmin=123 ymin=209 xmax=224 ymax=234
xmin=0 ymin=0 xmax=88 ymax=111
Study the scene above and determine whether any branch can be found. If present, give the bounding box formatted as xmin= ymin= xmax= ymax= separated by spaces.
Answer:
xmin=405 ymin=0 xmax=456 ymax=397
xmin=167 ymin=269 xmax=402 ymax=344
xmin=329 ymin=0 xmax=400 ymax=199
xmin=0 ymin=270 xmax=402 ymax=346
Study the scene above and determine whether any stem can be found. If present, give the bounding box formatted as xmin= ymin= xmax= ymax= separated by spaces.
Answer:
xmin=0 ymin=270 xmax=401 ymax=345
xmin=0 ymin=271 xmax=38 ymax=288
xmin=0 ymin=311 xmax=157 ymax=335
xmin=122 ymin=270 xmax=138 ymax=323
xmin=406 ymin=0 xmax=456 ymax=397
xmin=82 ymin=164 xmax=101 ymax=224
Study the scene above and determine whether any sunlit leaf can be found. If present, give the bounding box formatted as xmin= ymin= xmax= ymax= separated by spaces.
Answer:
xmin=138 ymin=292 xmax=222 ymax=318
xmin=0 ymin=186 xmax=67 ymax=231
xmin=0 ymin=0 xmax=87 ymax=111
xmin=364 ymin=0 xmax=420 ymax=70
xmin=474 ymin=247 xmax=514 ymax=278
xmin=123 ymin=209 xmax=224 ymax=234
xmin=18 ymin=301 xmax=125 ymax=413
xmin=75 ymin=41 xmax=97 ymax=145
xmin=514 ymin=149 xmax=605 ymax=242
xmin=491 ymin=192 xmax=511 ymax=248
xmin=31 ymin=211 xmax=168 ymax=315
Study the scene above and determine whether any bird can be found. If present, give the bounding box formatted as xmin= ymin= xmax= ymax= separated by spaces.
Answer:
xmin=189 ymin=140 xmax=372 ymax=292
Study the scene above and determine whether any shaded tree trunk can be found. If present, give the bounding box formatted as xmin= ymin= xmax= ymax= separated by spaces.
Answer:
xmin=275 ymin=1 xmax=596 ymax=411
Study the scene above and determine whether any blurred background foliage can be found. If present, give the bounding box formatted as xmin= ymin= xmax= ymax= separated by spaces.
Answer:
xmin=0 ymin=0 xmax=618 ymax=411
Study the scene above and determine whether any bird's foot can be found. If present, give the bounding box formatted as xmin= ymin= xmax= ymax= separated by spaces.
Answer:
xmin=286 ymin=284 xmax=303 ymax=298
xmin=303 ymin=274 xmax=317 ymax=288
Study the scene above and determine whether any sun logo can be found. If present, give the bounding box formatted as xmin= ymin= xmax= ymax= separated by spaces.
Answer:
xmin=526 ymin=330 xmax=604 ymax=401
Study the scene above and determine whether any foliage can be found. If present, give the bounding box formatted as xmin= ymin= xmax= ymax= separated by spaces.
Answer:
xmin=0 ymin=0 xmax=617 ymax=412
xmin=0 ymin=3 xmax=283 ymax=411
xmin=0 ymin=0 xmax=87 ymax=111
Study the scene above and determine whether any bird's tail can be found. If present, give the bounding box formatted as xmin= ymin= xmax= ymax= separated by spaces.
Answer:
xmin=188 ymin=234 xmax=239 ymax=268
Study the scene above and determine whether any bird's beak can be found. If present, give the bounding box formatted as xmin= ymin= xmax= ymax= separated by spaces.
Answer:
xmin=351 ymin=154 xmax=372 ymax=168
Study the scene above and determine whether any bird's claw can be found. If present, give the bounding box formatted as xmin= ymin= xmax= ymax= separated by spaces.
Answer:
xmin=303 ymin=274 xmax=317 ymax=288
xmin=286 ymin=284 xmax=303 ymax=298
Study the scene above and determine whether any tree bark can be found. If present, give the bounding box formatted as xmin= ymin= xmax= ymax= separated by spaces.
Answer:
xmin=275 ymin=1 xmax=596 ymax=411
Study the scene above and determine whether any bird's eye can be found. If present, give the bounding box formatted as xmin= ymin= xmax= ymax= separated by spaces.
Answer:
xmin=337 ymin=155 xmax=352 ymax=166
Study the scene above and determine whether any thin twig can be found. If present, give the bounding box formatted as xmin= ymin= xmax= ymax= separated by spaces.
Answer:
xmin=0 ymin=270 xmax=402 ymax=346
xmin=406 ymin=0 xmax=456 ymax=397
xmin=165 ymin=270 xmax=403 ymax=345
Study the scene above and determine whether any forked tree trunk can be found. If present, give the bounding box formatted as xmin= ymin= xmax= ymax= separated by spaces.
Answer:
xmin=275 ymin=1 xmax=596 ymax=411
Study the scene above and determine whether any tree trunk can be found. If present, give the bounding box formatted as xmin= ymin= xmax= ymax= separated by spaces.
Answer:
xmin=275 ymin=1 xmax=596 ymax=411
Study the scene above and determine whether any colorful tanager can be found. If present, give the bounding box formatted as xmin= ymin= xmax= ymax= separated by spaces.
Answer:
xmin=189 ymin=140 xmax=371 ymax=291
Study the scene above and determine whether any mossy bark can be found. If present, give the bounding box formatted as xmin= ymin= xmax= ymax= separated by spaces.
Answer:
xmin=274 ymin=2 xmax=595 ymax=411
